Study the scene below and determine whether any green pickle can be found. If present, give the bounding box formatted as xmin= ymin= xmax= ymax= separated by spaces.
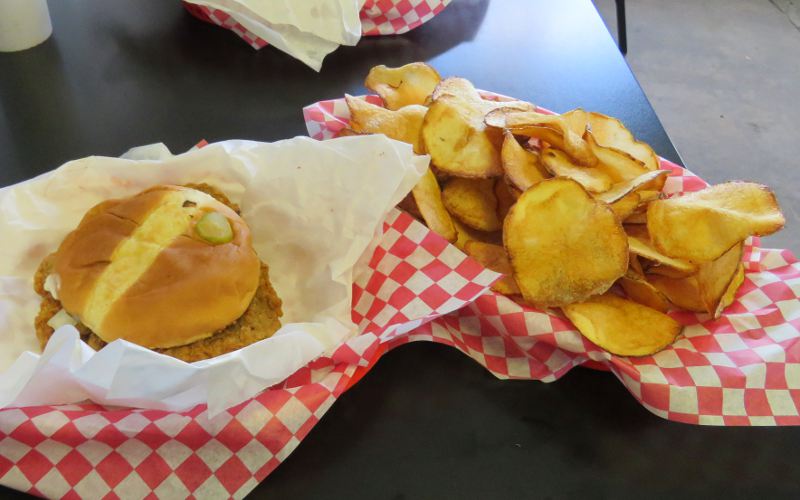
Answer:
xmin=196 ymin=211 xmax=233 ymax=244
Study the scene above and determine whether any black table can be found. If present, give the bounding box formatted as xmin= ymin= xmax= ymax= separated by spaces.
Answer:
xmin=1 ymin=1 xmax=798 ymax=498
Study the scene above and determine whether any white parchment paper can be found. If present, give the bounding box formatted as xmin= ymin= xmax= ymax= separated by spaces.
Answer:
xmin=0 ymin=136 xmax=427 ymax=416
xmin=186 ymin=0 xmax=367 ymax=70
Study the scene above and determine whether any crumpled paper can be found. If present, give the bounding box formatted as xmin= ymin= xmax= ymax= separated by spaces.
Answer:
xmin=185 ymin=0 xmax=366 ymax=70
xmin=0 ymin=135 xmax=427 ymax=416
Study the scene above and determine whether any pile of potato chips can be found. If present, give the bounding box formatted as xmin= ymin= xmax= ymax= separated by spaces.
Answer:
xmin=344 ymin=62 xmax=785 ymax=357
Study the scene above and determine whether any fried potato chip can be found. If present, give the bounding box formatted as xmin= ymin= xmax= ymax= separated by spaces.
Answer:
xmin=504 ymin=178 xmax=628 ymax=307
xmin=625 ymin=225 xmax=693 ymax=278
xmin=584 ymin=130 xmax=649 ymax=183
xmin=336 ymin=128 xmax=362 ymax=138
xmin=637 ymin=190 xmax=662 ymax=205
xmin=696 ymin=242 xmax=744 ymax=314
xmin=625 ymin=211 xmax=648 ymax=224
xmin=648 ymin=273 xmax=705 ymax=312
xmin=430 ymin=76 xmax=477 ymax=101
xmin=627 ymin=234 xmax=697 ymax=275
xmin=540 ymin=148 xmax=612 ymax=193
xmin=559 ymin=108 xmax=590 ymax=137
xmin=422 ymin=80 xmax=533 ymax=178
xmin=619 ymin=273 xmax=671 ymax=313
xmin=442 ymin=178 xmax=502 ymax=232
xmin=629 ymin=254 xmax=644 ymax=276
xmin=714 ymin=264 xmax=745 ymax=318
xmin=561 ymin=293 xmax=681 ymax=356
xmin=464 ymin=241 xmax=520 ymax=294
xmin=647 ymin=243 xmax=743 ymax=314
xmin=346 ymin=95 xmax=427 ymax=154
xmin=494 ymin=178 xmax=516 ymax=222
xmin=365 ymin=62 xmax=441 ymax=110
xmin=411 ymin=168 xmax=457 ymax=242
xmin=586 ymin=112 xmax=659 ymax=171
xmin=501 ymin=132 xmax=548 ymax=191
xmin=647 ymin=182 xmax=785 ymax=262
xmin=423 ymin=95 xmax=503 ymax=177
xmin=596 ymin=170 xmax=670 ymax=204
xmin=397 ymin=192 xmax=422 ymax=220
xmin=642 ymin=173 xmax=667 ymax=192
xmin=431 ymin=166 xmax=450 ymax=182
xmin=452 ymin=218 xmax=501 ymax=251
xmin=609 ymin=192 xmax=641 ymax=220
xmin=644 ymin=263 xmax=697 ymax=279
xmin=431 ymin=77 xmax=533 ymax=110
xmin=485 ymin=109 xmax=596 ymax=166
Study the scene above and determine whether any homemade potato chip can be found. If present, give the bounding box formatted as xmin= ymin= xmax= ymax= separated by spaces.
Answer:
xmin=452 ymin=219 xmax=502 ymax=251
xmin=637 ymin=190 xmax=662 ymax=205
xmin=397 ymin=193 xmax=422 ymax=220
xmin=647 ymin=243 xmax=742 ymax=314
xmin=627 ymin=234 xmax=697 ymax=275
xmin=423 ymin=79 xmax=533 ymax=178
xmin=442 ymin=178 xmax=502 ymax=232
xmin=501 ymin=132 xmax=548 ymax=191
xmin=464 ymin=241 xmax=520 ymax=294
xmin=596 ymin=170 xmax=670 ymax=204
xmin=494 ymin=178 xmax=516 ymax=222
xmin=485 ymin=109 xmax=596 ymax=166
xmin=559 ymin=108 xmax=590 ymax=137
xmin=336 ymin=128 xmax=362 ymax=138
xmin=648 ymin=182 xmax=785 ymax=261
xmin=562 ymin=293 xmax=681 ymax=356
xmin=540 ymin=148 xmax=612 ymax=193
xmin=430 ymin=76 xmax=477 ymax=101
xmin=643 ymin=263 xmax=696 ymax=279
xmin=423 ymin=95 xmax=503 ymax=177
xmin=364 ymin=62 xmax=441 ymax=110
xmin=609 ymin=192 xmax=641 ymax=220
xmin=696 ymin=242 xmax=744 ymax=314
xmin=504 ymin=178 xmax=628 ymax=307
xmin=648 ymin=273 xmax=705 ymax=312
xmin=626 ymin=223 xmax=696 ymax=277
xmin=624 ymin=211 xmax=648 ymax=224
xmin=586 ymin=112 xmax=660 ymax=171
xmin=411 ymin=168 xmax=457 ymax=242
xmin=584 ymin=130 xmax=649 ymax=183
xmin=629 ymin=254 xmax=645 ymax=276
xmin=714 ymin=264 xmax=745 ymax=318
xmin=346 ymin=95 xmax=427 ymax=154
xmin=431 ymin=166 xmax=450 ymax=182
xmin=430 ymin=77 xmax=534 ymax=120
xmin=345 ymin=62 xmax=789 ymax=358
xmin=619 ymin=273 xmax=671 ymax=313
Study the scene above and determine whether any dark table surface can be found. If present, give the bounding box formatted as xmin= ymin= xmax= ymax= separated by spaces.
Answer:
xmin=1 ymin=0 xmax=798 ymax=498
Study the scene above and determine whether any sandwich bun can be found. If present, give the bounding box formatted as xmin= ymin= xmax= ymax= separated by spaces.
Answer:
xmin=52 ymin=185 xmax=260 ymax=349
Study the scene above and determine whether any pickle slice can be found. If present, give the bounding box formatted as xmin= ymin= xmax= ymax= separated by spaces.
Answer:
xmin=195 ymin=211 xmax=233 ymax=244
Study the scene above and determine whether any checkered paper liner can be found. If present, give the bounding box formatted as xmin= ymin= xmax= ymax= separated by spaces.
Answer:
xmin=0 ymin=209 xmax=498 ymax=498
xmin=182 ymin=0 xmax=451 ymax=50
xmin=303 ymin=94 xmax=800 ymax=426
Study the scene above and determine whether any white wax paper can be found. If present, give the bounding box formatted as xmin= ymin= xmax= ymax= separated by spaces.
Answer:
xmin=0 ymin=136 xmax=427 ymax=416
xmin=186 ymin=0 xmax=367 ymax=70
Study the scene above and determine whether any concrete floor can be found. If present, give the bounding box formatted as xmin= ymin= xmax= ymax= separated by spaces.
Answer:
xmin=593 ymin=0 xmax=800 ymax=251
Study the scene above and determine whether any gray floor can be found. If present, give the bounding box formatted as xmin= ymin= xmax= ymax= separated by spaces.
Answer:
xmin=593 ymin=0 xmax=800 ymax=251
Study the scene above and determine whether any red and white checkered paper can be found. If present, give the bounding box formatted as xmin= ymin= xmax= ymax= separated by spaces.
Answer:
xmin=4 ymin=96 xmax=799 ymax=500
xmin=183 ymin=0 xmax=451 ymax=50
xmin=0 ymin=209 xmax=498 ymax=498
xmin=303 ymin=94 xmax=800 ymax=427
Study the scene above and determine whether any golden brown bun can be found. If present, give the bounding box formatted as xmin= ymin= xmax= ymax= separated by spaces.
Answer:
xmin=52 ymin=185 xmax=261 ymax=349
xmin=35 ymin=260 xmax=283 ymax=362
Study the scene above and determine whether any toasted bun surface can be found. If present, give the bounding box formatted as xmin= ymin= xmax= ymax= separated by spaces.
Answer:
xmin=53 ymin=185 xmax=260 ymax=348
